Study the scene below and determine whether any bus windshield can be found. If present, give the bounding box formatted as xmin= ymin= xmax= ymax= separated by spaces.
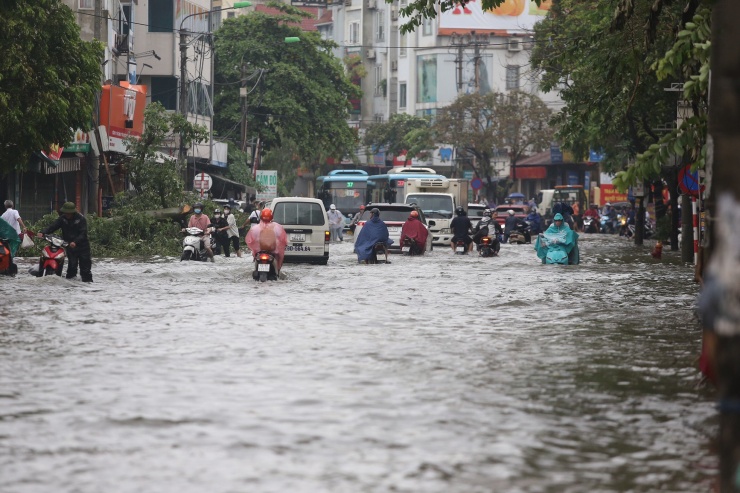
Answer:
xmin=405 ymin=194 xmax=453 ymax=218
xmin=324 ymin=187 xmax=365 ymax=212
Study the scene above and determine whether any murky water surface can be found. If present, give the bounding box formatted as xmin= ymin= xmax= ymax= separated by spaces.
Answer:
xmin=1 ymin=235 xmax=716 ymax=492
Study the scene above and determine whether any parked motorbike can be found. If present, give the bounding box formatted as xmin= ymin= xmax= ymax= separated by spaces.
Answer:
xmin=252 ymin=251 xmax=279 ymax=282
xmin=180 ymin=227 xmax=213 ymax=261
xmin=28 ymin=234 xmax=67 ymax=277
xmin=401 ymin=237 xmax=423 ymax=256
xmin=476 ymin=236 xmax=497 ymax=257
xmin=0 ymin=236 xmax=18 ymax=276
xmin=583 ymin=216 xmax=599 ymax=234
xmin=454 ymin=239 xmax=468 ymax=255
xmin=368 ymin=242 xmax=390 ymax=264
xmin=507 ymin=222 xmax=532 ymax=244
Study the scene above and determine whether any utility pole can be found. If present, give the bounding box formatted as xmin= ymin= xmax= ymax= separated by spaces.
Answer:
xmin=240 ymin=62 xmax=248 ymax=153
xmin=470 ymin=31 xmax=489 ymax=94
xmin=179 ymin=27 xmax=189 ymax=179
xmin=705 ymin=1 xmax=740 ymax=491
xmin=449 ymin=34 xmax=467 ymax=95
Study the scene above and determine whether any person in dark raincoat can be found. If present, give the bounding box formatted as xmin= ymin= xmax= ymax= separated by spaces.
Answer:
xmin=354 ymin=208 xmax=393 ymax=263
xmin=38 ymin=202 xmax=93 ymax=282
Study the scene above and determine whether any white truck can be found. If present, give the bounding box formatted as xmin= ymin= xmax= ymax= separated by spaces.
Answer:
xmin=403 ymin=177 xmax=470 ymax=245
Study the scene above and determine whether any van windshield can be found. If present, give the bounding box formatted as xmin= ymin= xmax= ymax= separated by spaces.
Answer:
xmin=405 ymin=195 xmax=453 ymax=218
xmin=273 ymin=202 xmax=325 ymax=226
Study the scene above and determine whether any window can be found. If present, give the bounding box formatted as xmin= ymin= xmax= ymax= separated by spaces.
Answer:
xmin=273 ymin=202 xmax=326 ymax=226
xmin=376 ymin=11 xmax=385 ymax=41
xmin=79 ymin=0 xmax=94 ymax=9
xmin=349 ymin=21 xmax=360 ymax=45
xmin=400 ymin=33 xmax=407 ymax=56
xmin=422 ymin=17 xmax=432 ymax=36
xmin=227 ymin=11 xmax=235 ymax=18
xmin=375 ymin=65 xmax=384 ymax=96
xmin=149 ymin=0 xmax=174 ymax=32
xmin=150 ymin=76 xmax=178 ymax=111
xmin=506 ymin=65 xmax=520 ymax=90
xmin=399 ymin=83 xmax=407 ymax=108
xmin=121 ymin=4 xmax=131 ymax=37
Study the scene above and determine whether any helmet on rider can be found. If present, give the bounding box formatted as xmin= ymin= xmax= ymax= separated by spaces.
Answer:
xmin=409 ymin=210 xmax=419 ymax=219
xmin=456 ymin=206 xmax=466 ymax=216
xmin=213 ymin=208 xmax=221 ymax=214
xmin=194 ymin=202 xmax=204 ymax=214
xmin=371 ymin=208 xmax=380 ymax=217
xmin=260 ymin=208 xmax=273 ymax=222
xmin=507 ymin=209 xmax=515 ymax=216
xmin=483 ymin=209 xmax=491 ymax=215
xmin=359 ymin=205 xmax=366 ymax=211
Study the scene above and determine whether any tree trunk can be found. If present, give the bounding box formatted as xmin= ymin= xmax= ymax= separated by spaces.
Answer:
xmin=706 ymin=2 xmax=740 ymax=491
xmin=666 ymin=168 xmax=680 ymax=251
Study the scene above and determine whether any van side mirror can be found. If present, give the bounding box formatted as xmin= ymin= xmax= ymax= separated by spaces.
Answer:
xmin=428 ymin=220 xmax=436 ymax=227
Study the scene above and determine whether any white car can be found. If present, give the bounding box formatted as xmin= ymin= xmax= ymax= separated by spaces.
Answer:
xmin=468 ymin=203 xmax=487 ymax=229
xmin=353 ymin=203 xmax=434 ymax=253
xmin=268 ymin=197 xmax=330 ymax=265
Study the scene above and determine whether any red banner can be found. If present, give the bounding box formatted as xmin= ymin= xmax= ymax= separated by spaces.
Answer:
xmin=600 ymin=184 xmax=628 ymax=205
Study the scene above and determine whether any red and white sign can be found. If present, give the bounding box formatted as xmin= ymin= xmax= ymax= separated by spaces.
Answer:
xmin=193 ymin=172 xmax=212 ymax=192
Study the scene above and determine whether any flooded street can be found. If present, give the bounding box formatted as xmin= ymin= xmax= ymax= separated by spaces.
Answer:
xmin=1 ymin=234 xmax=716 ymax=492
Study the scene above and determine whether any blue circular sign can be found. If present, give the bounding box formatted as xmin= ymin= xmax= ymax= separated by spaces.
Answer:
xmin=470 ymin=177 xmax=482 ymax=190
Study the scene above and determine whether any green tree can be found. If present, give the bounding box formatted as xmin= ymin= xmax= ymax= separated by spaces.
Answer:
xmin=0 ymin=0 xmax=103 ymax=173
xmin=433 ymin=91 xmax=553 ymax=202
xmin=214 ymin=2 xmax=360 ymax=164
xmin=397 ymin=0 xmax=543 ymax=34
xmin=363 ymin=114 xmax=432 ymax=165
xmin=124 ymin=102 xmax=208 ymax=209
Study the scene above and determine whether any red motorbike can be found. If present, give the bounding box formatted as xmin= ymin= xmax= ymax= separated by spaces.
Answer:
xmin=0 ymin=236 xmax=18 ymax=276
xmin=34 ymin=234 xmax=68 ymax=277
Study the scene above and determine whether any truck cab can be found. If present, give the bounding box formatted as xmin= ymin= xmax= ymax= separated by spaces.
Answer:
xmin=404 ymin=177 xmax=469 ymax=245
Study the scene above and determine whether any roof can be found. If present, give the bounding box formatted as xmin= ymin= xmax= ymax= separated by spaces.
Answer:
xmin=254 ymin=4 xmax=320 ymax=31
xmin=315 ymin=9 xmax=332 ymax=26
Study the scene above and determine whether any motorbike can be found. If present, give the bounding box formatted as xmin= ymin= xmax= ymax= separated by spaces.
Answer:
xmin=454 ymin=239 xmax=468 ymax=255
xmin=0 ymin=236 xmax=18 ymax=276
xmin=600 ymin=215 xmax=617 ymax=234
xmin=535 ymin=232 xmax=580 ymax=265
xmin=252 ymin=251 xmax=279 ymax=282
xmin=28 ymin=234 xmax=67 ymax=277
xmin=476 ymin=236 xmax=497 ymax=257
xmin=401 ymin=237 xmax=423 ymax=256
xmin=626 ymin=221 xmax=655 ymax=239
xmin=583 ymin=216 xmax=599 ymax=234
xmin=507 ymin=221 xmax=532 ymax=244
xmin=368 ymin=242 xmax=390 ymax=264
xmin=180 ymin=227 xmax=213 ymax=261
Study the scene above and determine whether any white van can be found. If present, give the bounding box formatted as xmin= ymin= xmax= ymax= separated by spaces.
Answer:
xmin=268 ymin=197 xmax=330 ymax=265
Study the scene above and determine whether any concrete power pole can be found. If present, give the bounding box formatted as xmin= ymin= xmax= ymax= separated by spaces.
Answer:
xmin=705 ymin=1 xmax=740 ymax=491
xmin=179 ymin=28 xmax=189 ymax=180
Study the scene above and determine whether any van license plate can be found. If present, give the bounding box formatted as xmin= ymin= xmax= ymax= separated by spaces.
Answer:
xmin=456 ymin=246 xmax=465 ymax=253
xmin=289 ymin=234 xmax=306 ymax=242
xmin=388 ymin=227 xmax=400 ymax=233
xmin=258 ymin=263 xmax=270 ymax=272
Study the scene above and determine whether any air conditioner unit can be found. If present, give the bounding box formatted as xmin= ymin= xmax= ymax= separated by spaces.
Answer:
xmin=391 ymin=7 xmax=398 ymax=20
xmin=366 ymin=49 xmax=376 ymax=59
xmin=391 ymin=60 xmax=398 ymax=71
xmin=507 ymin=38 xmax=522 ymax=52
xmin=367 ymin=0 xmax=377 ymax=9
xmin=344 ymin=0 xmax=351 ymax=6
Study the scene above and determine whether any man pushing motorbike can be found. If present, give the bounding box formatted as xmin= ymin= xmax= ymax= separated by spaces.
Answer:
xmin=37 ymin=202 xmax=93 ymax=282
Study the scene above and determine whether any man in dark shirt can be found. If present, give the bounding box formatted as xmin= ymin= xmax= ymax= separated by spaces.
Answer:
xmin=38 ymin=202 xmax=93 ymax=282
xmin=450 ymin=206 xmax=473 ymax=253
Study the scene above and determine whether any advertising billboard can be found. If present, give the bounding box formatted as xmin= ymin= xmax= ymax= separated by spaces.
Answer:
xmin=99 ymin=82 xmax=147 ymax=154
xmin=438 ymin=0 xmax=551 ymax=35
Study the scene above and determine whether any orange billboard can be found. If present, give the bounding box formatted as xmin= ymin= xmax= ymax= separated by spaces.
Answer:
xmin=600 ymin=184 xmax=628 ymax=205
xmin=99 ymin=82 xmax=147 ymax=154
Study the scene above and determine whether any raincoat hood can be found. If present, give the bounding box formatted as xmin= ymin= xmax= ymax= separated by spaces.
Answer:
xmin=553 ymin=213 xmax=564 ymax=221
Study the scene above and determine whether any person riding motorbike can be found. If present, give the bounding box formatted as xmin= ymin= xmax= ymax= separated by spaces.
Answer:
xmin=534 ymin=212 xmax=580 ymax=264
xmin=472 ymin=209 xmax=501 ymax=255
xmin=503 ymin=209 xmax=527 ymax=243
xmin=601 ymin=202 xmax=618 ymax=233
xmin=449 ymin=206 xmax=473 ymax=253
xmin=399 ymin=210 xmax=429 ymax=254
xmin=526 ymin=208 xmax=542 ymax=236
xmin=354 ymin=208 xmax=393 ymax=263
xmin=245 ymin=208 xmax=288 ymax=273
xmin=349 ymin=205 xmax=366 ymax=233
xmin=184 ymin=202 xmax=215 ymax=262
xmin=583 ymin=204 xmax=600 ymax=233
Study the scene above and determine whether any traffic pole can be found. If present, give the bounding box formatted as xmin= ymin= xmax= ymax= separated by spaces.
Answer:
xmin=692 ymin=196 xmax=698 ymax=266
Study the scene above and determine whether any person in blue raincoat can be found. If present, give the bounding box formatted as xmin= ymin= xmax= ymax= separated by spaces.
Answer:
xmin=354 ymin=208 xmax=393 ymax=263
xmin=534 ymin=213 xmax=580 ymax=264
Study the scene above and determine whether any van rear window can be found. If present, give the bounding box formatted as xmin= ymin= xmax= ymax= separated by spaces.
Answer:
xmin=273 ymin=202 xmax=325 ymax=226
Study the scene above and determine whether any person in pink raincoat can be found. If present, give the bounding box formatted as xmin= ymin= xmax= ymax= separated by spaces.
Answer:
xmin=245 ymin=208 xmax=288 ymax=272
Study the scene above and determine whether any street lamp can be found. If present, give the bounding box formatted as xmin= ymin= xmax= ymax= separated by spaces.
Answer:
xmin=179 ymin=1 xmax=252 ymax=167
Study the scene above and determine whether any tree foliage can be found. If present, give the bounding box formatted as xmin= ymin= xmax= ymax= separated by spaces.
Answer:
xmin=433 ymin=91 xmax=553 ymax=199
xmin=214 ymin=2 xmax=360 ymax=163
xmin=363 ymin=114 xmax=432 ymax=165
xmin=396 ymin=0 xmax=542 ymax=34
xmin=0 ymin=0 xmax=103 ymax=174
xmin=124 ymin=103 xmax=208 ymax=209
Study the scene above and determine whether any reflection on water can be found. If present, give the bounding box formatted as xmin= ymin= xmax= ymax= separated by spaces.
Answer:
xmin=0 ymin=235 xmax=716 ymax=492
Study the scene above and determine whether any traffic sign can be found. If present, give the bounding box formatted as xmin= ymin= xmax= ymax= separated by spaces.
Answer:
xmin=193 ymin=172 xmax=212 ymax=192
xmin=678 ymin=165 xmax=704 ymax=197
xmin=470 ymin=177 xmax=483 ymax=190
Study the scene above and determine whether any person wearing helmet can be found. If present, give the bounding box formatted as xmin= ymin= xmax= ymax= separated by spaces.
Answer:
xmin=354 ymin=207 xmax=393 ymax=263
xmin=400 ymin=209 xmax=429 ymax=255
xmin=209 ymin=208 xmax=228 ymax=256
xmin=245 ymin=207 xmax=288 ymax=274
xmin=472 ymin=208 xmax=502 ymax=255
xmin=185 ymin=202 xmax=215 ymax=261
xmin=349 ymin=204 xmax=366 ymax=233
xmin=504 ymin=209 xmax=527 ymax=243
xmin=450 ymin=206 xmax=473 ymax=253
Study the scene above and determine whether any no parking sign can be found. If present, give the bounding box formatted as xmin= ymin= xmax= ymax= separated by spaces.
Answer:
xmin=678 ymin=165 xmax=704 ymax=197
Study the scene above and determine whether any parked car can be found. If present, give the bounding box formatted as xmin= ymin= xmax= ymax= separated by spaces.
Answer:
xmin=494 ymin=204 xmax=529 ymax=227
xmin=353 ymin=203 xmax=434 ymax=253
xmin=267 ymin=197 xmax=330 ymax=265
